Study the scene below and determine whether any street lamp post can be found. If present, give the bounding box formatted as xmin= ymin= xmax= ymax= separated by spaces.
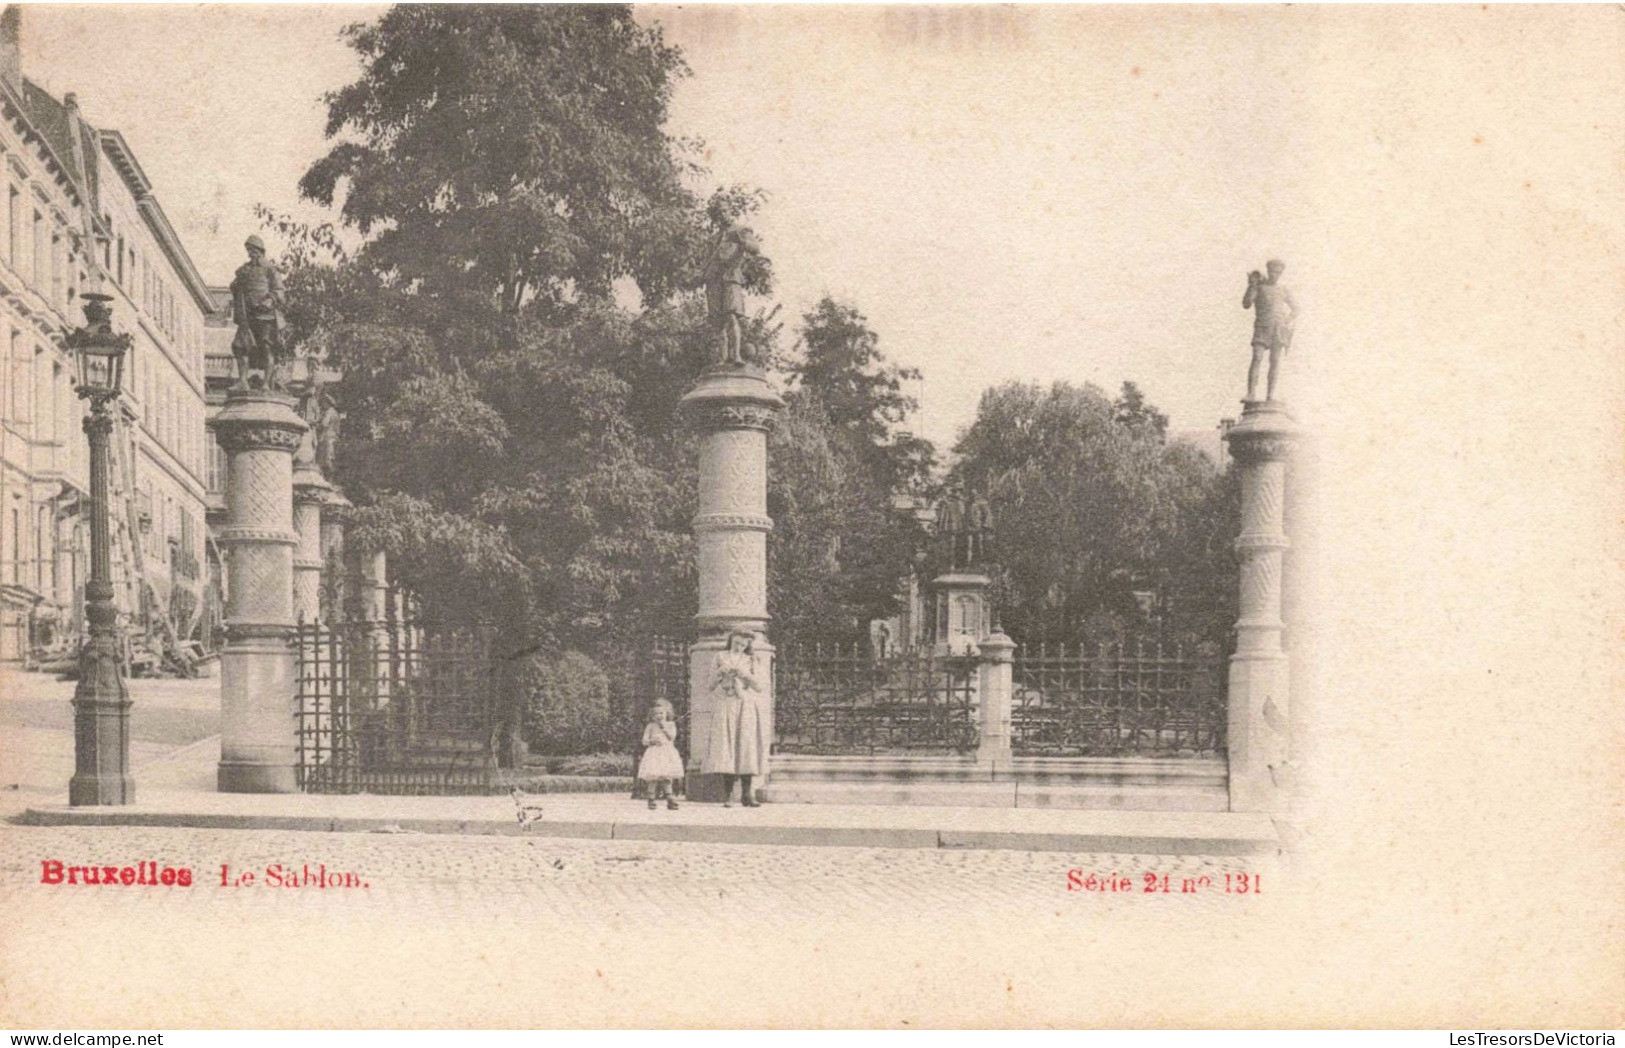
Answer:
xmin=66 ymin=292 xmax=134 ymax=806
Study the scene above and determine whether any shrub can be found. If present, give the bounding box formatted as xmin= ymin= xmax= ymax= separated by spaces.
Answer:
xmin=515 ymin=650 xmax=615 ymax=755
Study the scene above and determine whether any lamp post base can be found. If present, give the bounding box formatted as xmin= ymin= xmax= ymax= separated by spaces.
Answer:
xmin=68 ymin=772 xmax=135 ymax=807
xmin=68 ymin=687 xmax=134 ymax=806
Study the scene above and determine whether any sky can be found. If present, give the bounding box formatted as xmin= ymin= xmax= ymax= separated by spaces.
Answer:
xmin=18 ymin=3 xmax=1316 ymax=453
xmin=16 ymin=6 xmax=1624 ymax=464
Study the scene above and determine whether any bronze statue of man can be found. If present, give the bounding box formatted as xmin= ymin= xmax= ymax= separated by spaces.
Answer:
xmin=967 ymin=493 xmax=993 ymax=565
xmin=936 ymin=491 xmax=967 ymax=568
xmin=230 ymin=234 xmax=287 ymax=388
xmin=315 ymin=392 xmax=342 ymax=477
xmin=1242 ymin=259 xmax=1298 ymax=403
xmin=703 ymin=227 xmax=760 ymax=367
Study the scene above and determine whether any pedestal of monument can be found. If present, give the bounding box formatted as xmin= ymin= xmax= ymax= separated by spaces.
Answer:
xmin=1222 ymin=399 xmax=1298 ymax=814
xmin=678 ymin=366 xmax=783 ymax=803
xmin=292 ymin=460 xmax=332 ymax=624
xmin=209 ymin=389 xmax=307 ymax=793
xmin=931 ymin=571 xmax=991 ymax=655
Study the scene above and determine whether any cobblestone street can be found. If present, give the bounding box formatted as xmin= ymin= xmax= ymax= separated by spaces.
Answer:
xmin=1 ymin=820 xmax=1283 ymax=1027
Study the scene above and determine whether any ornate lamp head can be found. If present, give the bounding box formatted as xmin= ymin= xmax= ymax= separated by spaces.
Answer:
xmin=68 ymin=293 xmax=132 ymax=403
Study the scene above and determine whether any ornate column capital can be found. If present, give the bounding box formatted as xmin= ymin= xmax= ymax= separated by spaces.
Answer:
xmin=1223 ymin=401 xmax=1300 ymax=464
xmin=679 ymin=367 xmax=785 ymax=433
xmin=210 ymin=388 xmax=307 ymax=454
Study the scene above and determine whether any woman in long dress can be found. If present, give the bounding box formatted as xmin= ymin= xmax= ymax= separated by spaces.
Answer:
xmin=701 ymin=630 xmax=770 ymax=807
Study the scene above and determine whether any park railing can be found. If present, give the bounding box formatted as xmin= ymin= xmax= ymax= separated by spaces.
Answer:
xmin=773 ymin=641 xmax=980 ymax=756
xmin=1010 ymin=639 xmax=1226 ymax=758
xmin=294 ymin=594 xmax=500 ymax=795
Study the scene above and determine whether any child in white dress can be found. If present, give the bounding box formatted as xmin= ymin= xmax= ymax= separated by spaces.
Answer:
xmin=636 ymin=698 xmax=684 ymax=810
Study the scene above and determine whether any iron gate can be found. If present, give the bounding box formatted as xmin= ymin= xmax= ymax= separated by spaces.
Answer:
xmin=295 ymin=613 xmax=500 ymax=794
xmin=773 ymin=642 xmax=979 ymax=755
xmin=1011 ymin=640 xmax=1226 ymax=758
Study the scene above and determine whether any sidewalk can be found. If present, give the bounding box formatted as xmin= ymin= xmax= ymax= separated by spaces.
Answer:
xmin=19 ymin=780 xmax=1279 ymax=854
xmin=17 ymin=732 xmax=1280 ymax=854
xmin=4 ymin=670 xmax=1278 ymax=855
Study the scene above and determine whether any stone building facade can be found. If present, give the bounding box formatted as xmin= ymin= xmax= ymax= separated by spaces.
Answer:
xmin=0 ymin=8 xmax=215 ymax=665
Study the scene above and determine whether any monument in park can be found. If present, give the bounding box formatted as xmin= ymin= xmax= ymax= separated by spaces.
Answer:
xmin=1224 ymin=258 xmax=1302 ymax=813
xmin=208 ymin=236 xmax=309 ymax=792
xmin=679 ymin=224 xmax=784 ymax=804
xmin=932 ymin=487 xmax=994 ymax=656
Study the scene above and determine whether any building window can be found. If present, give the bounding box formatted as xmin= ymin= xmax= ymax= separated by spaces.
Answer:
xmin=6 ymin=185 xmax=19 ymax=267
xmin=0 ymin=181 xmax=10 ymax=265
xmin=51 ymin=229 xmax=63 ymax=306
xmin=32 ymin=208 xmax=46 ymax=290
xmin=9 ymin=330 xmax=28 ymax=425
xmin=8 ymin=507 xmax=18 ymax=584
xmin=49 ymin=361 xmax=62 ymax=447
xmin=205 ymin=439 xmax=225 ymax=496
xmin=38 ymin=505 xmax=51 ymax=593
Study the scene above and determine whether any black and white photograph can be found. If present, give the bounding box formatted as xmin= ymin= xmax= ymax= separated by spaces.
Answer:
xmin=0 ymin=3 xmax=1620 ymax=1032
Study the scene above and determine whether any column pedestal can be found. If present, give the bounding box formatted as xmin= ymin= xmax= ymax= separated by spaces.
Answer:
xmin=319 ymin=488 xmax=351 ymax=623
xmin=292 ymin=462 xmax=332 ymax=624
xmin=678 ymin=366 xmax=783 ymax=803
xmin=209 ymin=389 xmax=307 ymax=793
xmin=1222 ymin=399 xmax=1298 ymax=814
xmin=931 ymin=572 xmax=991 ymax=655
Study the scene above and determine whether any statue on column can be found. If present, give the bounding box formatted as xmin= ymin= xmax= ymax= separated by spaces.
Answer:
xmin=1242 ymin=259 xmax=1298 ymax=403
xmin=230 ymin=234 xmax=288 ymax=390
xmin=936 ymin=489 xmax=967 ymax=568
xmin=967 ymin=492 xmax=993 ymax=566
xmin=314 ymin=391 xmax=342 ymax=477
xmin=703 ymin=226 xmax=762 ymax=368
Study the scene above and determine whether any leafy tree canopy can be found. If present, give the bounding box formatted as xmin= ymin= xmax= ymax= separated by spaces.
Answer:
xmin=300 ymin=4 xmax=715 ymax=312
xmin=949 ymin=380 xmax=1233 ymax=646
xmin=766 ymin=299 xmax=936 ymax=644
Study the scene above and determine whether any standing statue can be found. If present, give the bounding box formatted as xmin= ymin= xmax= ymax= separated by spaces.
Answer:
xmin=230 ymin=235 xmax=288 ymax=389
xmin=967 ymin=493 xmax=994 ymax=566
xmin=936 ymin=490 xmax=967 ymax=568
xmin=315 ymin=391 xmax=342 ymax=477
xmin=1242 ymin=259 xmax=1298 ymax=403
xmin=703 ymin=226 xmax=761 ymax=368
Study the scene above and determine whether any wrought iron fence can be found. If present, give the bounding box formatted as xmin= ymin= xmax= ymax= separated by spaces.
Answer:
xmin=1011 ymin=640 xmax=1226 ymax=758
xmin=774 ymin=642 xmax=979 ymax=755
xmin=648 ymin=635 xmax=691 ymax=749
xmin=295 ymin=606 xmax=500 ymax=794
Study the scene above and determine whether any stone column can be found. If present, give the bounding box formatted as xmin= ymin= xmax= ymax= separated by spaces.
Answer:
xmin=291 ymin=460 xmax=331 ymax=624
xmin=975 ymin=628 xmax=1015 ymax=772
xmin=319 ymin=488 xmax=351 ymax=623
xmin=209 ymin=388 xmax=307 ymax=793
xmin=1222 ymin=400 xmax=1298 ymax=813
xmin=678 ymin=366 xmax=783 ymax=802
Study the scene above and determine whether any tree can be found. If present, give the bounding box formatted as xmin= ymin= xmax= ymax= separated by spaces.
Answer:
xmin=283 ymin=7 xmax=782 ymax=760
xmin=765 ymin=299 xmax=936 ymax=646
xmin=1112 ymin=381 xmax=1169 ymax=441
xmin=949 ymin=381 xmax=1232 ymax=645
xmin=300 ymin=5 xmax=709 ymax=312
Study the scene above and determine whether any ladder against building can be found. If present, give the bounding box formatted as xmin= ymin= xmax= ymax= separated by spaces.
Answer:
xmin=104 ymin=406 xmax=200 ymax=676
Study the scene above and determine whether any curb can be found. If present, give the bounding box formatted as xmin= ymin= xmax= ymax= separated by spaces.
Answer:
xmin=17 ymin=807 xmax=1279 ymax=855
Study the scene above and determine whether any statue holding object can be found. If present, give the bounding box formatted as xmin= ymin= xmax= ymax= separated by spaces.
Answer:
xmin=703 ymin=226 xmax=762 ymax=368
xmin=230 ymin=235 xmax=289 ymax=390
xmin=1242 ymin=259 xmax=1299 ymax=403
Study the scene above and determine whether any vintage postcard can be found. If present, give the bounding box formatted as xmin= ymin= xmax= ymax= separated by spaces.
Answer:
xmin=0 ymin=3 xmax=1620 ymax=1030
